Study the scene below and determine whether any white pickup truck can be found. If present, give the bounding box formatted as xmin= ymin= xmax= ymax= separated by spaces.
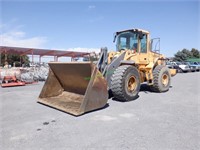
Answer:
xmin=171 ymin=62 xmax=190 ymax=73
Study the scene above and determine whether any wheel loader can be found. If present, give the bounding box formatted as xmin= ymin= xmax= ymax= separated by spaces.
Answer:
xmin=38 ymin=28 xmax=177 ymax=116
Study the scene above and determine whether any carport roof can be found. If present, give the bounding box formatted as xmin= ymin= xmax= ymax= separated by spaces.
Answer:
xmin=0 ymin=46 xmax=90 ymax=57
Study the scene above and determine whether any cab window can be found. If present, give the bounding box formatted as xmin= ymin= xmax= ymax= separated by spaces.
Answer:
xmin=140 ymin=35 xmax=147 ymax=53
xmin=116 ymin=32 xmax=138 ymax=51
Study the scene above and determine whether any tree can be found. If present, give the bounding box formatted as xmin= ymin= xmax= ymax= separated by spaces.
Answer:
xmin=191 ymin=48 xmax=199 ymax=58
xmin=174 ymin=48 xmax=200 ymax=61
xmin=0 ymin=54 xmax=30 ymax=67
xmin=182 ymin=49 xmax=192 ymax=58
xmin=174 ymin=51 xmax=187 ymax=61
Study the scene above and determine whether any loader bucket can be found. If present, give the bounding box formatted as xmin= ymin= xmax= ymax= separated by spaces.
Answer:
xmin=38 ymin=62 xmax=108 ymax=116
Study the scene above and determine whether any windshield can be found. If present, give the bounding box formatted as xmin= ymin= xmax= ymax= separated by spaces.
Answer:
xmin=188 ymin=62 xmax=194 ymax=65
xmin=116 ymin=32 xmax=138 ymax=51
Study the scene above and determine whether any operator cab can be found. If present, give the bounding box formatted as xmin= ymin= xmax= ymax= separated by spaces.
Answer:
xmin=114 ymin=29 xmax=148 ymax=53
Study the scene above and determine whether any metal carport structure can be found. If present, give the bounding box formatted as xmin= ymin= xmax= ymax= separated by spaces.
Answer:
xmin=0 ymin=46 xmax=90 ymax=65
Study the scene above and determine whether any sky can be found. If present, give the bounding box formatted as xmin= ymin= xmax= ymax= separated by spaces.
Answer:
xmin=0 ymin=0 xmax=199 ymax=61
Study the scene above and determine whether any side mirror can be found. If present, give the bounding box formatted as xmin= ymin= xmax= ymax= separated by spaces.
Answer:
xmin=113 ymin=33 xmax=117 ymax=42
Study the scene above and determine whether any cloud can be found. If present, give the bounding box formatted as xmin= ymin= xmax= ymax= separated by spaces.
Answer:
xmin=88 ymin=5 xmax=96 ymax=10
xmin=49 ymin=47 xmax=101 ymax=53
xmin=89 ymin=16 xmax=104 ymax=23
xmin=67 ymin=47 xmax=101 ymax=53
xmin=0 ymin=23 xmax=7 ymax=29
xmin=0 ymin=30 xmax=47 ymax=48
xmin=0 ymin=20 xmax=47 ymax=48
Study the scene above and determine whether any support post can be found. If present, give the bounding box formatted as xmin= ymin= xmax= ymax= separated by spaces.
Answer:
xmin=39 ymin=56 xmax=41 ymax=63
xmin=0 ymin=52 xmax=1 ymax=67
xmin=20 ymin=56 xmax=22 ymax=67
xmin=32 ymin=50 xmax=34 ymax=63
xmin=54 ymin=56 xmax=57 ymax=62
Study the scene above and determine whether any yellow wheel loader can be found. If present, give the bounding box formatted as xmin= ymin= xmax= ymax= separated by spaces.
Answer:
xmin=38 ymin=28 xmax=176 ymax=116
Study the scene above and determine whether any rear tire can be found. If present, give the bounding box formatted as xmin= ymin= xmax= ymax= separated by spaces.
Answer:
xmin=150 ymin=65 xmax=171 ymax=92
xmin=111 ymin=65 xmax=140 ymax=102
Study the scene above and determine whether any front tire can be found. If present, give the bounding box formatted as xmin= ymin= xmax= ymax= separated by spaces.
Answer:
xmin=150 ymin=65 xmax=171 ymax=92
xmin=177 ymin=68 xmax=183 ymax=73
xmin=111 ymin=65 xmax=140 ymax=102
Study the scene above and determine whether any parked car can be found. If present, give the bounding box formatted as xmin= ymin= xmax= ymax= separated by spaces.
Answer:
xmin=182 ymin=62 xmax=197 ymax=72
xmin=166 ymin=61 xmax=179 ymax=70
xmin=166 ymin=61 xmax=191 ymax=73
xmin=193 ymin=62 xmax=200 ymax=71
xmin=171 ymin=62 xmax=190 ymax=73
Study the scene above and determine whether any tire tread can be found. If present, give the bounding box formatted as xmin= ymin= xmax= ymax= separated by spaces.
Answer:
xmin=111 ymin=65 xmax=139 ymax=101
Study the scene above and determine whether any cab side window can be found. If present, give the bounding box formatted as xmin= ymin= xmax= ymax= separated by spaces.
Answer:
xmin=140 ymin=35 xmax=147 ymax=53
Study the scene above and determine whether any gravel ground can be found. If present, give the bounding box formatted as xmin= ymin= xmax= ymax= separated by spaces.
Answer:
xmin=0 ymin=72 xmax=199 ymax=150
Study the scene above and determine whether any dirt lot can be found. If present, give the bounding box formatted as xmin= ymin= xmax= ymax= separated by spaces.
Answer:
xmin=0 ymin=72 xmax=199 ymax=150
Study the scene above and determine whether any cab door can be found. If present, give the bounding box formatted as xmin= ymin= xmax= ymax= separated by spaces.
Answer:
xmin=139 ymin=34 xmax=149 ymax=64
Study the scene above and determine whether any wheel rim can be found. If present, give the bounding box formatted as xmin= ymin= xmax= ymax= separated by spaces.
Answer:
xmin=162 ymin=74 xmax=169 ymax=86
xmin=127 ymin=76 xmax=137 ymax=92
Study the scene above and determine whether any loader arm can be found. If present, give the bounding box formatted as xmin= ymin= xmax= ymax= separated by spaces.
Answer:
xmin=96 ymin=47 xmax=108 ymax=76
xmin=97 ymin=47 xmax=126 ymax=88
